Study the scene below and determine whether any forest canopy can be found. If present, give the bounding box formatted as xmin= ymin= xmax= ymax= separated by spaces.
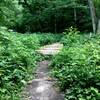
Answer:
xmin=0 ymin=0 xmax=100 ymax=33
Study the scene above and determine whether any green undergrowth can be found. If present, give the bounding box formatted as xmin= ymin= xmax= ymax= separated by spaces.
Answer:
xmin=37 ymin=33 xmax=63 ymax=46
xmin=0 ymin=29 xmax=41 ymax=100
xmin=40 ymin=54 xmax=53 ymax=61
xmin=0 ymin=27 xmax=61 ymax=100
xmin=50 ymin=28 xmax=100 ymax=100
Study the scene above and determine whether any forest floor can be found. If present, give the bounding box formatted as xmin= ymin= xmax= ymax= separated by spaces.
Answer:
xmin=22 ymin=43 xmax=64 ymax=100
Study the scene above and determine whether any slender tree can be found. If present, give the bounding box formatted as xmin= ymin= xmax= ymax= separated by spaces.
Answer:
xmin=73 ymin=0 xmax=77 ymax=26
xmin=88 ymin=0 xmax=97 ymax=33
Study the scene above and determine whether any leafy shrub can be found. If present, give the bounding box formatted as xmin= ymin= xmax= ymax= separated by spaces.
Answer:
xmin=65 ymin=87 xmax=100 ymax=100
xmin=50 ymin=31 xmax=100 ymax=100
xmin=16 ymin=34 xmax=40 ymax=50
xmin=0 ymin=29 xmax=40 ymax=100
xmin=37 ymin=33 xmax=63 ymax=46
xmin=61 ymin=27 xmax=89 ymax=47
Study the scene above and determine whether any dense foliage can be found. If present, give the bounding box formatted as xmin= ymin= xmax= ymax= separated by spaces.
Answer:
xmin=37 ymin=33 xmax=63 ymax=46
xmin=0 ymin=0 xmax=100 ymax=33
xmin=0 ymin=0 xmax=22 ymax=29
xmin=16 ymin=0 xmax=91 ymax=33
xmin=50 ymin=28 xmax=100 ymax=100
xmin=0 ymin=28 xmax=41 ymax=99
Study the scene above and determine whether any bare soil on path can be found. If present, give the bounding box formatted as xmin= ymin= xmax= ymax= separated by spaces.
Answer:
xmin=22 ymin=43 xmax=64 ymax=100
xmin=36 ymin=43 xmax=63 ymax=55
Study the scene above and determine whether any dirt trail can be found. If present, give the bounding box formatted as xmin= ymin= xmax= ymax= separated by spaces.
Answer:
xmin=23 ymin=43 xmax=64 ymax=100
xmin=36 ymin=43 xmax=63 ymax=55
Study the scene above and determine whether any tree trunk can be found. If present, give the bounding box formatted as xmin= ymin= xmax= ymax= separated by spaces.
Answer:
xmin=73 ymin=0 xmax=77 ymax=27
xmin=74 ymin=7 xmax=77 ymax=26
xmin=97 ymin=19 xmax=100 ymax=34
xmin=88 ymin=0 xmax=96 ymax=33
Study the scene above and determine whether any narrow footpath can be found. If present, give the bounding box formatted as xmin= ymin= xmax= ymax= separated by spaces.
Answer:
xmin=23 ymin=43 xmax=64 ymax=100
